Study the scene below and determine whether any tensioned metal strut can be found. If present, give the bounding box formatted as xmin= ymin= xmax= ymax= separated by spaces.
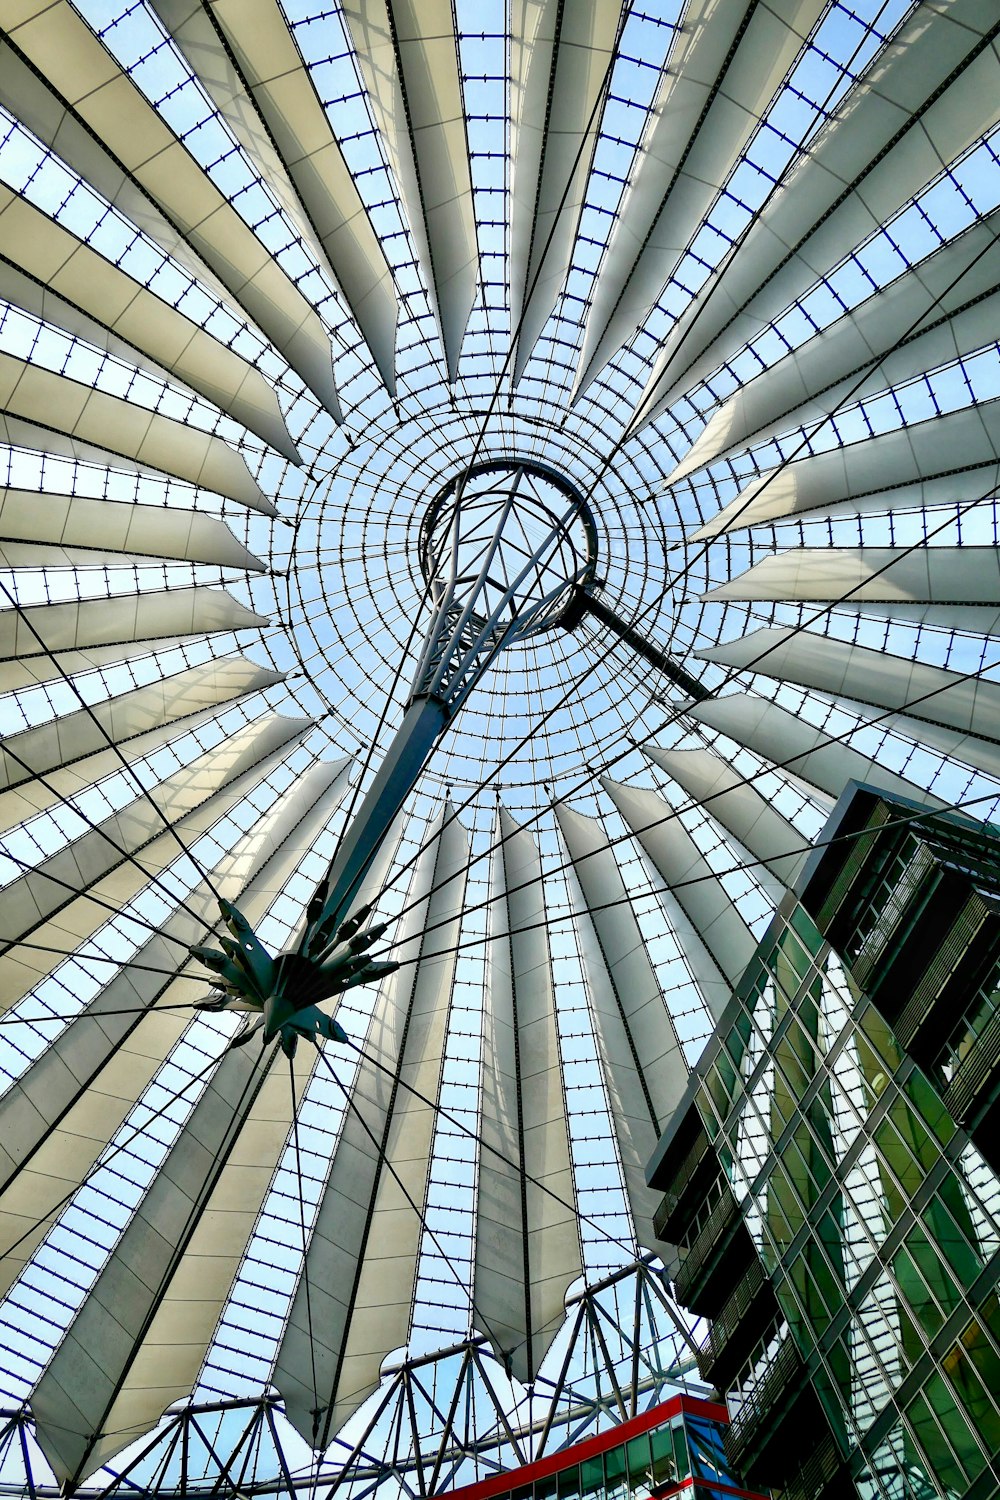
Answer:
xmin=194 ymin=462 xmax=597 ymax=1044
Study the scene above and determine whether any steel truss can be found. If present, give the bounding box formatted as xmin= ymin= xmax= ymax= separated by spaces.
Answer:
xmin=0 ymin=1261 xmax=704 ymax=1499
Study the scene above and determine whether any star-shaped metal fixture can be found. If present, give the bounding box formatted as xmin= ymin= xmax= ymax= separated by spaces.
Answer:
xmin=192 ymin=898 xmax=397 ymax=1055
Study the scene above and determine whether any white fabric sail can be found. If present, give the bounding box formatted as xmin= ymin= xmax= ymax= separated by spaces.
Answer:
xmin=0 ymin=488 xmax=264 ymax=572
xmin=474 ymin=807 xmax=581 ymax=1381
xmin=1 ymin=2 xmax=341 ymax=419
xmin=667 ymin=206 xmax=1000 ymax=485
xmin=275 ymin=806 xmax=469 ymax=1446
xmin=690 ymin=396 xmax=1000 ymax=538
xmin=0 ymin=182 xmax=300 ymax=461
xmin=633 ymin=0 xmax=1000 ymax=426
xmin=341 ymin=0 xmax=477 ymax=382
xmin=25 ymin=760 xmax=352 ymax=1484
xmin=509 ymin=0 xmax=623 ymax=381
xmin=575 ymin=0 xmax=826 ymax=400
xmin=555 ymin=802 xmax=687 ymax=1251
xmin=603 ymin=774 xmax=764 ymax=1015
xmin=150 ymin=0 xmax=399 ymax=396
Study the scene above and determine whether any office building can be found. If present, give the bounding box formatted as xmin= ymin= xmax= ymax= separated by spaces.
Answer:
xmin=649 ymin=786 xmax=1000 ymax=1499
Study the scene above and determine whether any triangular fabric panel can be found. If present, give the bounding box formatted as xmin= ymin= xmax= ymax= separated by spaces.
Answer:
xmin=575 ymin=0 xmax=825 ymax=399
xmin=0 ymin=587 xmax=267 ymax=693
xmin=0 ymin=715 xmax=312 ymax=1014
xmin=474 ymin=807 xmax=581 ymax=1382
xmin=642 ymin=747 xmax=811 ymax=893
xmin=0 ymin=488 xmax=263 ymax=573
xmin=0 ymin=659 xmax=284 ymax=795
xmin=0 ymin=674 xmax=289 ymax=838
xmin=0 ymin=184 xmax=299 ymax=461
xmin=681 ymin=695 xmax=948 ymax=808
xmin=24 ymin=762 xmax=352 ymax=1483
xmin=554 ymin=802 xmax=686 ymax=1252
xmin=0 ymin=352 xmax=271 ymax=513
xmin=667 ymin=205 xmax=1000 ymax=483
xmin=704 ymin=546 xmax=1000 ymax=636
xmin=0 ymin=32 xmax=230 ymax=305
xmin=342 ymin=0 xmax=478 ymax=382
xmin=151 ymin=0 xmax=399 ymax=395
xmin=509 ymin=0 xmax=623 ymax=381
xmin=30 ymin=1038 xmax=307 ymax=1484
xmin=0 ymin=761 xmax=348 ymax=1304
xmin=699 ymin=626 xmax=1000 ymax=746
xmin=602 ymin=776 xmax=759 ymax=1015
xmin=633 ymin=0 xmax=1000 ymax=425
xmin=690 ymin=397 xmax=1000 ymax=538
xmin=0 ymin=4 xmax=340 ymax=418
xmin=275 ymin=805 xmax=469 ymax=1448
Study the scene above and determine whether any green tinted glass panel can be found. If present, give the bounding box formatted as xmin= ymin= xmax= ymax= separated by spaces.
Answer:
xmin=788 ymin=1004 xmax=824 ymax=1064
xmin=671 ymin=1422 xmax=689 ymax=1480
xmin=535 ymin=1475 xmax=558 ymax=1500
xmin=911 ymin=1372 xmax=986 ymax=1487
xmin=906 ymin=1391 xmax=966 ymax=1493
xmin=976 ymin=1292 xmax=1000 ymax=1363
xmin=872 ymin=1111 xmax=933 ymax=1205
xmin=696 ymin=1093 xmax=722 ymax=1143
xmin=902 ymin=1068 xmax=956 ymax=1146
xmin=557 ymin=1464 xmax=579 ymax=1500
xmin=893 ymin=1233 xmax=946 ymax=1338
xmin=782 ymin=1253 xmax=838 ymax=1348
xmin=921 ymin=1193 xmax=983 ymax=1290
xmin=603 ymin=1443 xmax=627 ymax=1500
xmin=857 ymin=1005 xmax=901 ymax=1076
xmin=791 ymin=905 xmax=823 ymax=952
xmin=648 ymin=1427 xmax=675 ymax=1487
xmin=775 ymin=1135 xmax=815 ymax=1220
xmin=741 ymin=964 xmax=769 ymax=1019
xmin=704 ymin=1059 xmax=734 ymax=1125
xmin=781 ymin=921 xmax=818 ymax=983
xmin=625 ymin=1434 xmax=650 ymax=1491
xmin=945 ymin=1332 xmax=1000 ymax=1454
xmin=726 ymin=1010 xmax=752 ymax=1069
xmin=765 ymin=1161 xmax=798 ymax=1251
xmin=812 ymin=1359 xmax=851 ymax=1444
xmin=580 ymin=1457 xmax=604 ymax=1499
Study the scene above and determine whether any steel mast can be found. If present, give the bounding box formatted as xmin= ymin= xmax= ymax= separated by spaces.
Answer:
xmin=194 ymin=462 xmax=597 ymax=1043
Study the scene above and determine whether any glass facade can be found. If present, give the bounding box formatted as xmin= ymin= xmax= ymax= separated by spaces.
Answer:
xmin=654 ymin=790 xmax=1000 ymax=1500
xmin=438 ymin=1396 xmax=764 ymax=1500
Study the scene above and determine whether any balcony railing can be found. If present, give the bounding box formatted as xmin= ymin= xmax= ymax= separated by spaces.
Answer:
xmin=696 ymin=1255 xmax=775 ymax=1389
xmin=652 ymin=1129 xmax=713 ymax=1243
xmin=778 ymin=1427 xmax=848 ymax=1500
xmin=723 ymin=1331 xmax=804 ymax=1470
xmin=891 ymin=892 xmax=988 ymax=1050
xmin=673 ymin=1183 xmax=745 ymax=1310
xmin=943 ymin=1002 xmax=1000 ymax=1124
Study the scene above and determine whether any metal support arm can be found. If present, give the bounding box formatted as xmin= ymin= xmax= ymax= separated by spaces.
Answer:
xmin=300 ymin=696 xmax=448 ymax=954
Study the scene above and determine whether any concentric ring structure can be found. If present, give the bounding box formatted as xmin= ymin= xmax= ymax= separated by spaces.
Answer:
xmin=1 ymin=0 xmax=1000 ymax=1494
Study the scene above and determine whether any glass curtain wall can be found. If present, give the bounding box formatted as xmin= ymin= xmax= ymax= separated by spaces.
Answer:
xmin=696 ymin=899 xmax=1000 ymax=1497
